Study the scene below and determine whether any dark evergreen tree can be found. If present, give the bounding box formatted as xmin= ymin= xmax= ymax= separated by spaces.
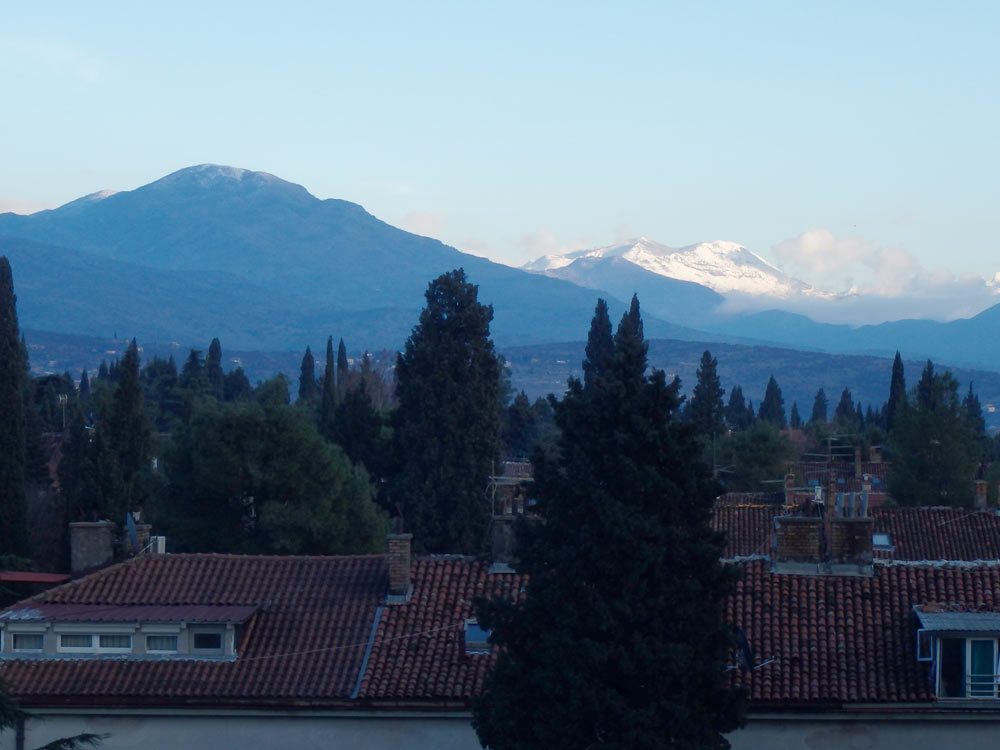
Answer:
xmin=716 ymin=422 xmax=790 ymax=492
xmin=889 ymin=367 xmax=980 ymax=506
xmin=502 ymin=391 xmax=538 ymax=458
xmin=757 ymin=375 xmax=786 ymax=428
xmin=855 ymin=402 xmax=865 ymax=429
xmin=790 ymin=401 xmax=802 ymax=429
xmin=79 ymin=369 xmax=91 ymax=402
xmin=180 ymin=349 xmax=205 ymax=393
xmin=319 ymin=336 xmax=337 ymax=438
xmin=865 ymin=404 xmax=876 ymax=428
xmin=392 ymin=269 xmax=501 ymax=554
xmin=964 ymin=383 xmax=986 ymax=438
xmin=108 ymin=339 xmax=151 ymax=513
xmin=298 ymin=346 xmax=317 ymax=404
xmin=810 ymin=387 xmax=828 ymax=424
xmin=223 ymin=367 xmax=251 ymax=402
xmin=0 ymin=258 xmax=29 ymax=557
xmin=725 ymin=385 xmax=749 ymax=430
xmin=745 ymin=399 xmax=756 ymax=427
xmin=886 ymin=351 xmax=906 ymax=433
xmin=474 ymin=295 xmax=745 ymax=750
xmin=582 ymin=298 xmax=614 ymax=392
xmin=59 ymin=408 xmax=124 ymax=522
xmin=205 ymin=338 xmax=224 ymax=401
xmin=834 ymin=387 xmax=856 ymax=425
xmin=97 ymin=361 xmax=109 ymax=381
xmin=336 ymin=337 xmax=349 ymax=402
xmin=332 ymin=380 xmax=384 ymax=484
xmin=689 ymin=349 xmax=725 ymax=439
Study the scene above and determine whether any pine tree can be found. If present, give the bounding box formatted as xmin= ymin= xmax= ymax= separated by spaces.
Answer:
xmin=886 ymin=351 xmax=906 ymax=433
xmin=725 ymin=385 xmax=749 ymax=430
xmin=690 ymin=349 xmax=725 ymax=438
xmin=834 ymin=387 xmax=856 ymax=424
xmin=0 ymin=258 xmax=29 ymax=557
xmin=582 ymin=298 xmax=614 ymax=392
xmin=205 ymin=338 xmax=224 ymax=401
xmin=392 ymin=269 xmax=501 ymax=553
xmin=757 ymin=375 xmax=786 ymax=428
xmin=810 ymin=387 xmax=828 ymax=424
xmin=298 ymin=346 xmax=317 ymax=404
xmin=474 ymin=295 xmax=745 ymax=750
xmin=916 ymin=360 xmax=937 ymax=410
xmin=790 ymin=401 xmax=802 ymax=429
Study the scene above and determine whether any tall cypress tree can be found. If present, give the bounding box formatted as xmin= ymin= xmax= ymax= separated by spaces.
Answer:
xmin=834 ymin=387 xmax=856 ymax=424
xmin=725 ymin=385 xmax=749 ymax=430
xmin=474 ymin=295 xmax=745 ymax=750
xmin=392 ymin=269 xmax=500 ymax=553
xmin=0 ymin=258 xmax=29 ymax=557
xmin=757 ymin=375 xmax=786 ymax=428
xmin=298 ymin=346 xmax=317 ymax=404
xmin=886 ymin=351 xmax=906 ymax=433
xmin=689 ymin=349 xmax=725 ymax=438
xmin=790 ymin=401 xmax=802 ymax=429
xmin=205 ymin=338 xmax=224 ymax=401
xmin=810 ymin=387 xmax=828 ymax=424
xmin=319 ymin=336 xmax=337 ymax=439
xmin=108 ymin=339 xmax=151 ymax=514
xmin=582 ymin=298 xmax=613 ymax=392
xmin=336 ymin=338 xmax=349 ymax=402
xmin=78 ymin=369 xmax=91 ymax=403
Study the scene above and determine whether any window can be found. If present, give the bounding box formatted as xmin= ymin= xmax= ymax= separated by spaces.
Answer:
xmin=872 ymin=533 xmax=893 ymax=551
xmin=193 ymin=632 xmax=222 ymax=650
xmin=938 ymin=637 xmax=999 ymax=698
xmin=12 ymin=633 xmax=43 ymax=651
xmin=146 ymin=634 xmax=178 ymax=652
xmin=59 ymin=634 xmax=93 ymax=650
xmin=99 ymin=634 xmax=132 ymax=650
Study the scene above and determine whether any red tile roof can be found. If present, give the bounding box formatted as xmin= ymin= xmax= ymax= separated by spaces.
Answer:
xmin=728 ymin=559 xmax=1000 ymax=705
xmin=358 ymin=558 xmax=525 ymax=702
xmin=0 ymin=553 xmax=387 ymax=708
xmin=0 ymin=603 xmax=258 ymax=623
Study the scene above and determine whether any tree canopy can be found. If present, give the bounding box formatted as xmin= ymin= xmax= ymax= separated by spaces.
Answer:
xmin=474 ymin=294 xmax=745 ymax=750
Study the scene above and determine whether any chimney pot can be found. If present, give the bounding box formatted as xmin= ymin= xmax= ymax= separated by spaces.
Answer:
xmin=386 ymin=533 xmax=413 ymax=602
xmin=974 ymin=480 xmax=988 ymax=509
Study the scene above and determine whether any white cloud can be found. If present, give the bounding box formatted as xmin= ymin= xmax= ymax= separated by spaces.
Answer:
xmin=398 ymin=211 xmax=445 ymax=238
xmin=0 ymin=36 xmax=109 ymax=82
xmin=0 ymin=197 xmax=54 ymax=215
xmin=772 ymin=228 xmax=872 ymax=276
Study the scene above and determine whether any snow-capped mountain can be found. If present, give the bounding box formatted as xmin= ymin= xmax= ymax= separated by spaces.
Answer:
xmin=523 ymin=237 xmax=831 ymax=300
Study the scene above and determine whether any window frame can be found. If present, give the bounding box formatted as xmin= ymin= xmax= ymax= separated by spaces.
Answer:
xmin=11 ymin=632 xmax=44 ymax=653
xmin=145 ymin=633 xmax=179 ymax=653
xmin=57 ymin=633 xmax=95 ymax=652
xmin=935 ymin=635 xmax=1000 ymax=699
xmin=97 ymin=633 xmax=133 ymax=652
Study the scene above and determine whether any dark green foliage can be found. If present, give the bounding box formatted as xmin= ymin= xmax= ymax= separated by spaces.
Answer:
xmin=582 ymin=298 xmax=614 ymax=392
xmin=790 ymin=401 xmax=802 ymax=429
xmin=331 ymin=380 xmax=385 ymax=484
xmin=855 ymin=402 xmax=864 ymax=429
xmin=757 ymin=375 xmax=786 ymax=428
xmin=474 ymin=295 xmax=745 ymax=750
xmin=716 ymin=422 xmax=790 ymax=492
xmin=834 ymin=387 xmax=856 ymax=426
xmin=690 ymin=349 xmax=726 ymax=438
xmin=502 ymin=391 xmax=537 ymax=459
xmin=32 ymin=373 xmax=76 ymax=432
xmin=298 ymin=346 xmax=317 ymax=404
xmin=59 ymin=408 xmax=124 ymax=522
xmin=254 ymin=375 xmax=291 ymax=407
xmin=810 ymin=387 xmax=827 ymax=424
xmin=157 ymin=396 xmax=386 ymax=554
xmin=78 ymin=369 xmax=90 ymax=402
xmin=725 ymin=385 xmax=751 ymax=430
xmin=142 ymin=356 xmax=184 ymax=431
xmin=223 ymin=367 xmax=251 ymax=402
xmin=964 ymin=383 xmax=986 ymax=438
xmin=107 ymin=339 xmax=152 ymax=512
xmin=392 ymin=269 xmax=501 ymax=554
xmin=205 ymin=338 xmax=224 ymax=401
xmin=179 ymin=349 xmax=205 ymax=393
xmin=336 ymin=337 xmax=349 ymax=401
xmin=888 ymin=365 xmax=981 ymax=506
xmin=0 ymin=257 xmax=29 ymax=557
xmin=886 ymin=351 xmax=906 ymax=433
xmin=319 ymin=336 xmax=337 ymax=438
xmin=97 ymin=361 xmax=109 ymax=381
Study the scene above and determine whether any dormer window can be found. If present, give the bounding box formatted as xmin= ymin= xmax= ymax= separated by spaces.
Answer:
xmin=915 ymin=606 xmax=1000 ymax=699
xmin=463 ymin=619 xmax=491 ymax=654
xmin=12 ymin=633 xmax=42 ymax=652
xmin=872 ymin=533 xmax=894 ymax=551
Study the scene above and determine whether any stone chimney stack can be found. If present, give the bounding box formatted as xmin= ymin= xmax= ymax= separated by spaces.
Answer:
xmin=69 ymin=521 xmax=115 ymax=573
xmin=974 ymin=480 xmax=988 ymax=509
xmin=386 ymin=533 xmax=413 ymax=602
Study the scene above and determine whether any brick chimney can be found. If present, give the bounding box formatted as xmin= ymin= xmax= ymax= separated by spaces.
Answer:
xmin=784 ymin=472 xmax=796 ymax=506
xmin=774 ymin=516 xmax=824 ymax=564
xmin=829 ymin=514 xmax=874 ymax=566
xmin=974 ymin=480 xmax=988 ymax=509
xmin=386 ymin=533 xmax=412 ymax=603
xmin=69 ymin=521 xmax=114 ymax=573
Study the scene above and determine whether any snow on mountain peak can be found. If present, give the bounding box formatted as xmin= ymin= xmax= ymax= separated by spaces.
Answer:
xmin=522 ymin=237 xmax=826 ymax=299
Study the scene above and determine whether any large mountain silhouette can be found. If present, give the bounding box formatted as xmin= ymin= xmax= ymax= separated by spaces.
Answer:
xmin=0 ymin=165 xmax=713 ymax=350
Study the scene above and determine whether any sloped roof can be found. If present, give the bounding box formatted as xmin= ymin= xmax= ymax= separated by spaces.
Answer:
xmin=728 ymin=559 xmax=1000 ymax=705
xmin=714 ymin=505 xmax=1000 ymax=562
xmin=0 ymin=554 xmax=386 ymax=707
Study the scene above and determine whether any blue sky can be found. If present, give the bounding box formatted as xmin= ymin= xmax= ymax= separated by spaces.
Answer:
xmin=2 ymin=2 xmax=998 ymax=312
